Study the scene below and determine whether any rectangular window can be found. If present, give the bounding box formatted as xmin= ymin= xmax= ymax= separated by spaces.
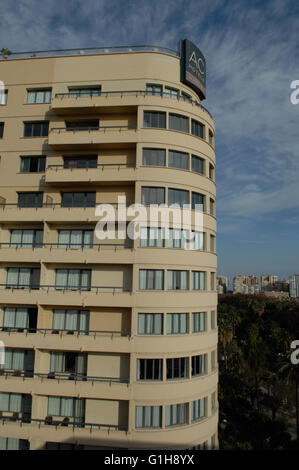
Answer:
xmin=192 ymin=398 xmax=206 ymax=422
xmin=211 ymin=391 xmax=216 ymax=412
xmin=0 ymin=392 xmax=22 ymax=412
xmin=137 ymin=359 xmax=163 ymax=380
xmin=63 ymin=155 xmax=97 ymax=169
xmin=61 ymin=192 xmax=96 ymax=207
xmin=211 ymin=351 xmax=217 ymax=371
xmin=210 ymin=198 xmax=215 ymax=216
xmin=192 ymin=155 xmax=204 ymax=174
xmin=20 ymin=156 xmax=46 ymax=173
xmin=50 ymin=352 xmax=87 ymax=377
xmin=0 ymin=90 xmax=8 ymax=105
xmin=209 ymin=164 xmax=214 ymax=180
xmin=135 ymin=406 xmax=162 ymax=428
xmin=169 ymin=113 xmax=189 ymax=133
xmin=143 ymin=111 xmax=166 ymax=128
xmin=211 ymin=272 xmax=216 ymax=291
xmin=167 ymin=270 xmax=189 ymax=290
xmin=0 ymin=123 xmax=4 ymax=138
xmin=3 ymin=349 xmax=34 ymax=376
xmin=6 ymin=268 xmax=40 ymax=290
xmin=139 ymin=269 xmax=164 ymax=290
xmin=192 ymin=312 xmax=206 ymax=333
xmin=138 ymin=313 xmax=163 ymax=335
xmin=142 ymin=148 xmax=165 ymax=166
xmin=0 ymin=438 xmax=29 ymax=450
xmin=17 ymin=192 xmax=43 ymax=208
xmin=181 ymin=91 xmax=192 ymax=102
xmin=146 ymin=84 xmax=162 ymax=96
xmin=65 ymin=120 xmax=99 ymax=131
xmin=10 ymin=229 xmax=43 ymax=248
xmin=168 ymin=150 xmax=189 ymax=170
xmin=166 ymin=313 xmax=188 ymax=334
xmin=191 ymin=354 xmax=207 ymax=377
xmin=165 ymin=403 xmax=188 ymax=427
xmin=24 ymin=121 xmax=49 ymax=137
xmin=168 ymin=229 xmax=188 ymax=249
xmin=27 ymin=89 xmax=52 ymax=104
xmin=166 ymin=357 xmax=189 ymax=380
xmin=192 ymin=192 xmax=204 ymax=211
xmin=68 ymin=86 xmax=101 ymax=97
xmin=55 ymin=269 xmax=91 ymax=291
xmin=209 ymin=130 xmax=214 ymax=146
xmin=168 ymin=188 xmax=189 ymax=207
xmin=189 ymin=231 xmax=205 ymax=250
xmin=192 ymin=271 xmax=205 ymax=290
xmin=210 ymin=235 xmax=215 ymax=252
xmin=141 ymin=187 xmax=165 ymax=205
xmin=211 ymin=311 xmax=216 ymax=330
xmin=47 ymin=396 xmax=85 ymax=423
xmin=164 ymin=87 xmax=179 ymax=99
xmin=52 ymin=309 xmax=89 ymax=334
xmin=58 ymin=230 xmax=93 ymax=248
xmin=2 ymin=307 xmax=37 ymax=332
xmin=140 ymin=227 xmax=164 ymax=247
xmin=191 ymin=119 xmax=204 ymax=138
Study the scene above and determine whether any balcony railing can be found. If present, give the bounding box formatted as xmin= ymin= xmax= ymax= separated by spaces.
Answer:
xmin=0 ymin=284 xmax=132 ymax=293
xmin=0 ymin=370 xmax=129 ymax=384
xmin=50 ymin=125 xmax=137 ymax=133
xmin=0 ymin=202 xmax=131 ymax=209
xmin=0 ymin=242 xmax=133 ymax=250
xmin=0 ymin=326 xmax=131 ymax=337
xmin=0 ymin=416 xmax=128 ymax=431
xmin=46 ymin=162 xmax=136 ymax=170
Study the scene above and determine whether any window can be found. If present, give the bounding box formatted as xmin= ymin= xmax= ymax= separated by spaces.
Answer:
xmin=6 ymin=268 xmax=40 ymax=290
xmin=139 ymin=269 xmax=164 ymax=290
xmin=165 ymin=403 xmax=188 ymax=427
xmin=192 ymin=271 xmax=205 ymax=290
xmin=211 ymin=351 xmax=217 ymax=371
xmin=10 ymin=229 xmax=43 ymax=248
xmin=192 ymin=155 xmax=204 ymax=174
xmin=142 ymin=148 xmax=165 ymax=166
xmin=61 ymin=192 xmax=96 ymax=207
xmin=50 ymin=352 xmax=87 ymax=377
xmin=141 ymin=187 xmax=165 ymax=205
xmin=58 ymin=230 xmax=93 ymax=248
xmin=166 ymin=357 xmax=189 ymax=380
xmin=137 ymin=359 xmax=163 ymax=380
xmin=0 ymin=123 xmax=4 ymax=138
xmin=168 ymin=229 xmax=204 ymax=250
xmin=211 ymin=272 xmax=216 ymax=291
xmin=210 ymin=234 xmax=216 ymax=252
xmin=168 ymin=188 xmax=189 ymax=207
xmin=169 ymin=113 xmax=189 ymax=133
xmin=181 ymin=91 xmax=192 ymax=102
xmin=166 ymin=313 xmax=188 ymax=334
xmin=18 ymin=192 xmax=43 ymax=208
xmin=0 ymin=393 xmax=22 ymax=412
xmin=3 ymin=349 xmax=34 ymax=376
xmin=189 ymin=231 xmax=205 ymax=250
xmin=27 ymin=89 xmax=51 ymax=104
xmin=211 ymin=311 xmax=216 ymax=330
xmin=143 ymin=111 xmax=166 ymax=128
xmin=135 ymin=406 xmax=162 ymax=428
xmin=191 ymin=354 xmax=207 ymax=377
xmin=55 ymin=269 xmax=91 ymax=291
xmin=146 ymin=84 xmax=162 ymax=96
xmin=63 ymin=155 xmax=97 ymax=169
xmin=168 ymin=150 xmax=189 ymax=170
xmin=210 ymin=198 xmax=215 ymax=216
xmin=20 ymin=156 xmax=46 ymax=172
xmin=164 ymin=87 xmax=179 ymax=99
xmin=46 ymin=442 xmax=83 ymax=451
xmin=0 ymin=90 xmax=8 ymax=105
xmin=209 ymin=130 xmax=214 ymax=146
xmin=47 ymin=396 xmax=85 ymax=424
xmin=2 ymin=307 xmax=37 ymax=332
xmin=192 ymin=192 xmax=204 ymax=211
xmin=211 ymin=391 xmax=216 ymax=411
xmin=209 ymin=163 xmax=214 ymax=180
xmin=140 ymin=227 xmax=164 ymax=247
xmin=167 ymin=270 xmax=189 ymax=290
xmin=192 ymin=398 xmax=206 ymax=422
xmin=52 ymin=309 xmax=89 ymax=334
xmin=66 ymin=120 xmax=99 ymax=131
xmin=192 ymin=312 xmax=206 ymax=333
xmin=0 ymin=438 xmax=29 ymax=450
xmin=24 ymin=121 xmax=49 ymax=137
xmin=138 ymin=313 xmax=163 ymax=335
xmin=68 ymin=86 xmax=101 ymax=97
xmin=191 ymin=119 xmax=204 ymax=138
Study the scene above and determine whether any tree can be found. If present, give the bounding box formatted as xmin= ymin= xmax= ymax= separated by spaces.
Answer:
xmin=0 ymin=48 xmax=12 ymax=59
xmin=279 ymin=351 xmax=299 ymax=441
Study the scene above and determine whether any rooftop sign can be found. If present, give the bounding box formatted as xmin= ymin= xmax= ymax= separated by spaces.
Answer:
xmin=180 ymin=39 xmax=206 ymax=100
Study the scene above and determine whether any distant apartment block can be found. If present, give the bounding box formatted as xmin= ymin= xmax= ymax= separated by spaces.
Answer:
xmin=289 ymin=274 xmax=299 ymax=298
xmin=233 ymin=276 xmax=260 ymax=294
xmin=217 ymin=276 xmax=228 ymax=294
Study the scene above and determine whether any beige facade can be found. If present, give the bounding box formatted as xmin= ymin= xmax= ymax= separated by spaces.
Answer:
xmin=0 ymin=46 xmax=217 ymax=450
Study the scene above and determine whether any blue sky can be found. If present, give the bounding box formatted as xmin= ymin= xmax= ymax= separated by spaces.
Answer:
xmin=1 ymin=0 xmax=299 ymax=281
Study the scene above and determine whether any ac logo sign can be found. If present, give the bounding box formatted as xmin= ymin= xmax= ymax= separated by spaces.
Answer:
xmin=189 ymin=51 xmax=205 ymax=75
xmin=290 ymin=80 xmax=299 ymax=104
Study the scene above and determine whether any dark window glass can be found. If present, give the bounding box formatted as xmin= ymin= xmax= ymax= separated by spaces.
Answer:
xmin=143 ymin=112 xmax=166 ymax=128
xmin=168 ymin=151 xmax=189 ymax=170
xmin=192 ymin=192 xmax=204 ymax=211
xmin=141 ymin=187 xmax=165 ymax=205
xmin=66 ymin=120 xmax=99 ymax=131
xmin=191 ymin=354 xmax=206 ymax=376
xmin=68 ymin=87 xmax=101 ymax=97
xmin=169 ymin=114 xmax=189 ymax=133
xmin=24 ymin=122 xmax=49 ymax=137
xmin=0 ymin=122 xmax=4 ymax=138
xmin=168 ymin=188 xmax=189 ymax=206
xmin=20 ymin=156 xmax=46 ymax=172
xmin=192 ymin=155 xmax=204 ymax=174
xmin=61 ymin=192 xmax=96 ymax=207
xmin=137 ymin=359 xmax=163 ymax=380
xmin=146 ymin=84 xmax=162 ymax=96
xmin=142 ymin=148 xmax=165 ymax=166
xmin=18 ymin=192 xmax=43 ymax=208
xmin=63 ymin=156 xmax=97 ymax=169
xmin=191 ymin=119 xmax=204 ymax=138
xmin=166 ymin=357 xmax=189 ymax=380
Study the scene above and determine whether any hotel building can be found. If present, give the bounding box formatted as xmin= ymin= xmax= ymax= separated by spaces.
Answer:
xmin=0 ymin=42 xmax=218 ymax=450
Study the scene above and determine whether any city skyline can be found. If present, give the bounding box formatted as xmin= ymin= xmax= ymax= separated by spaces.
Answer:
xmin=1 ymin=0 xmax=298 ymax=279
